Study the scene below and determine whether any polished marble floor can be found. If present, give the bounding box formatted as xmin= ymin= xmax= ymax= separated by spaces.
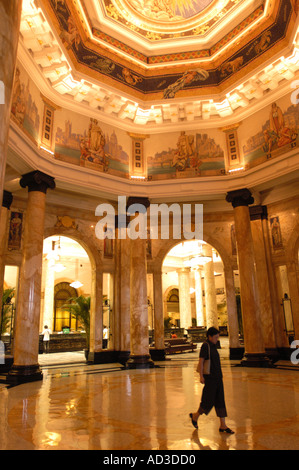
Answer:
xmin=1 ymin=341 xmax=299 ymax=450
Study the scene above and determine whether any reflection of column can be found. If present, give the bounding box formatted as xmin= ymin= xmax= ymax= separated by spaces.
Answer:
xmin=250 ymin=206 xmax=278 ymax=359
xmin=226 ymin=189 xmax=271 ymax=367
xmin=42 ymin=258 xmax=55 ymax=331
xmin=0 ymin=2 xmax=22 ymax=215
xmin=8 ymin=171 xmax=55 ymax=384
xmin=153 ymin=269 xmax=165 ymax=358
xmin=203 ymin=245 xmax=218 ymax=329
xmin=223 ymin=265 xmax=242 ymax=357
xmin=0 ymin=191 xmax=13 ymax=306
xmin=178 ymin=268 xmax=192 ymax=330
xmin=194 ymin=268 xmax=204 ymax=326
xmin=127 ymin=236 xmax=154 ymax=369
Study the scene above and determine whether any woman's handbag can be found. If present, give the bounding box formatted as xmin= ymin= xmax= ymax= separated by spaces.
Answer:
xmin=196 ymin=341 xmax=210 ymax=375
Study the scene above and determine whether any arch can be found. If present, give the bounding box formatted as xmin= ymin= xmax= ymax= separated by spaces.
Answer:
xmin=53 ymin=282 xmax=78 ymax=332
xmin=155 ymin=233 xmax=234 ymax=274
xmin=43 ymin=226 xmax=101 ymax=271
xmin=43 ymin=228 xmax=104 ymax=355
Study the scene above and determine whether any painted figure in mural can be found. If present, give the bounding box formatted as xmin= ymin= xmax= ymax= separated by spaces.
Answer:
xmin=122 ymin=68 xmax=143 ymax=86
xmin=172 ymin=131 xmax=195 ymax=171
xmin=127 ymin=0 xmax=212 ymax=21
xmin=270 ymin=217 xmax=283 ymax=249
xmin=80 ymin=119 xmax=108 ymax=170
xmin=163 ymin=68 xmax=209 ymax=99
xmin=89 ymin=119 xmax=106 ymax=154
xmin=263 ymin=103 xmax=297 ymax=152
xmin=9 ymin=212 xmax=23 ymax=248
xmin=247 ymin=31 xmax=271 ymax=56
xmin=220 ymin=56 xmax=243 ymax=78
xmin=270 ymin=102 xmax=284 ymax=135
xmin=60 ymin=16 xmax=81 ymax=51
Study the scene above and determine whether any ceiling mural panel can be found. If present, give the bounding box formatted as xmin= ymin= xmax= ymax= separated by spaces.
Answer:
xmin=42 ymin=0 xmax=294 ymax=99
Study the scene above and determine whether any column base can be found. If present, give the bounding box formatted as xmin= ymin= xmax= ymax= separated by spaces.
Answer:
xmin=265 ymin=348 xmax=280 ymax=363
xmin=149 ymin=349 xmax=166 ymax=361
xmin=241 ymin=353 xmax=273 ymax=368
xmin=229 ymin=347 xmax=245 ymax=360
xmin=126 ymin=354 xmax=155 ymax=369
xmin=7 ymin=364 xmax=43 ymax=385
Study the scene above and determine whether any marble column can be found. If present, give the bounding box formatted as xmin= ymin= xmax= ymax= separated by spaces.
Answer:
xmin=286 ymin=260 xmax=299 ymax=339
xmin=153 ymin=269 xmax=165 ymax=359
xmin=194 ymin=267 xmax=204 ymax=326
xmin=261 ymin=216 xmax=288 ymax=349
xmin=88 ymin=267 xmax=103 ymax=362
xmin=0 ymin=1 xmax=22 ymax=223
xmin=126 ymin=236 xmax=154 ymax=368
xmin=250 ymin=205 xmax=278 ymax=360
xmin=118 ymin=236 xmax=131 ymax=364
xmin=203 ymin=245 xmax=219 ymax=329
xmin=8 ymin=171 xmax=55 ymax=384
xmin=223 ymin=265 xmax=242 ymax=358
xmin=0 ymin=191 xmax=13 ymax=307
xmin=226 ymin=189 xmax=271 ymax=367
xmin=42 ymin=258 xmax=55 ymax=331
xmin=178 ymin=267 xmax=192 ymax=330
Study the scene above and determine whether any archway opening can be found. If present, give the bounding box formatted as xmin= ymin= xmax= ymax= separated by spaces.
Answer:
xmin=162 ymin=240 xmax=228 ymax=341
xmin=40 ymin=235 xmax=93 ymax=360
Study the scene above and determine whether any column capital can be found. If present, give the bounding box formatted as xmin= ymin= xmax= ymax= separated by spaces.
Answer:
xmin=2 ymin=190 xmax=13 ymax=210
xmin=177 ymin=267 xmax=191 ymax=274
xmin=249 ymin=205 xmax=268 ymax=221
xmin=226 ymin=188 xmax=254 ymax=208
xmin=127 ymin=196 xmax=150 ymax=214
xmin=20 ymin=171 xmax=55 ymax=194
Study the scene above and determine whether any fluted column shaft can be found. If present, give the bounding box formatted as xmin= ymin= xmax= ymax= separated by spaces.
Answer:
xmin=223 ymin=265 xmax=241 ymax=355
xmin=153 ymin=270 xmax=164 ymax=350
xmin=203 ymin=245 xmax=218 ymax=329
xmin=178 ymin=267 xmax=192 ymax=330
xmin=194 ymin=268 xmax=204 ymax=326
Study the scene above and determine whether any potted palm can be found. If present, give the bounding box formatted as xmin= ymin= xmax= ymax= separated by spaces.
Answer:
xmin=63 ymin=295 xmax=90 ymax=359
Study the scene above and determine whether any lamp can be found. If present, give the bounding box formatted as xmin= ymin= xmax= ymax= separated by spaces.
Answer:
xmin=70 ymin=281 xmax=83 ymax=289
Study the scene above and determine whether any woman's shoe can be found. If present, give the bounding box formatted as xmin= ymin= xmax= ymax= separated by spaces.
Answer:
xmin=219 ymin=427 xmax=234 ymax=434
xmin=189 ymin=413 xmax=198 ymax=429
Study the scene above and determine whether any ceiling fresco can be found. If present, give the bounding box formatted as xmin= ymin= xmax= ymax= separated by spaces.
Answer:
xmin=41 ymin=0 xmax=294 ymax=100
xmin=18 ymin=0 xmax=299 ymax=126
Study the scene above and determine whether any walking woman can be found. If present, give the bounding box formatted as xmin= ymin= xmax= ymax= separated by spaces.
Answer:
xmin=189 ymin=327 xmax=234 ymax=434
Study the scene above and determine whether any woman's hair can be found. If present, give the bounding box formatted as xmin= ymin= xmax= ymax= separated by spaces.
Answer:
xmin=207 ymin=327 xmax=220 ymax=338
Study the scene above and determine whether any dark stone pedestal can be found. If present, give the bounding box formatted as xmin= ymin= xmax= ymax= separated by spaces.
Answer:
xmin=126 ymin=354 xmax=155 ymax=369
xmin=265 ymin=348 xmax=280 ymax=363
xmin=241 ymin=353 xmax=273 ymax=368
xmin=149 ymin=349 xmax=166 ymax=361
xmin=7 ymin=364 xmax=43 ymax=385
xmin=229 ymin=347 xmax=245 ymax=360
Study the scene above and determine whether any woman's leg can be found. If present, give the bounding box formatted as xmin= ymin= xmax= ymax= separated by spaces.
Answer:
xmin=191 ymin=377 xmax=216 ymax=422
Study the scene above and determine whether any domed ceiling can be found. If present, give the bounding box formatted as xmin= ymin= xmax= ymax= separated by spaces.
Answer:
xmin=19 ymin=0 xmax=299 ymax=126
